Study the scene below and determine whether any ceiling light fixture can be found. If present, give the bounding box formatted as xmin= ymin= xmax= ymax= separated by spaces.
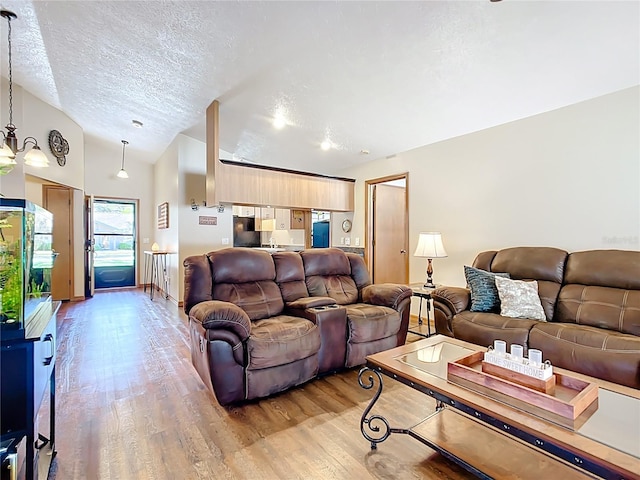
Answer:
xmin=320 ymin=139 xmax=332 ymax=151
xmin=0 ymin=10 xmax=50 ymax=174
xmin=272 ymin=116 xmax=286 ymax=129
xmin=117 ymin=140 xmax=129 ymax=179
xmin=132 ymin=120 xmax=143 ymax=128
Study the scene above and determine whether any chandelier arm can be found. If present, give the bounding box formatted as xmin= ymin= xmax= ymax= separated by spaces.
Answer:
xmin=16 ymin=136 xmax=40 ymax=153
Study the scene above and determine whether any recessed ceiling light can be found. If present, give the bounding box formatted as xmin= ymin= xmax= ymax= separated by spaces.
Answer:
xmin=132 ymin=120 xmax=143 ymax=128
xmin=360 ymin=149 xmax=369 ymax=155
xmin=272 ymin=117 xmax=286 ymax=129
xmin=320 ymin=139 xmax=332 ymax=151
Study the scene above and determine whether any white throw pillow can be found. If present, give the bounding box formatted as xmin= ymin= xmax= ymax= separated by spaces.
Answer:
xmin=494 ymin=276 xmax=546 ymax=322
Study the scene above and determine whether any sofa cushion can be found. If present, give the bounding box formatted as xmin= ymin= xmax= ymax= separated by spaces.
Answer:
xmin=495 ymin=277 xmax=546 ymax=322
xmin=555 ymin=285 xmax=640 ymax=336
xmin=301 ymin=248 xmax=360 ymax=304
xmin=490 ymin=247 xmax=567 ymax=284
xmin=564 ymin=250 xmax=640 ymax=290
xmin=345 ymin=304 xmax=401 ymax=343
xmin=273 ymin=251 xmax=309 ymax=302
xmin=213 ymin=281 xmax=284 ymax=321
xmin=482 ymin=247 xmax=567 ymax=320
xmin=301 ymin=247 xmax=352 ymax=276
xmin=452 ymin=311 xmax=539 ymax=351
xmin=306 ymin=275 xmax=359 ymax=305
xmin=209 ymin=247 xmax=276 ymax=283
xmin=247 ymin=315 xmax=321 ymax=370
xmin=464 ymin=265 xmax=510 ymax=313
xmin=529 ymin=322 xmax=640 ymax=389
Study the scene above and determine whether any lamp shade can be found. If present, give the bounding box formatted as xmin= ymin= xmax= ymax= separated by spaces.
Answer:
xmin=0 ymin=142 xmax=14 ymax=158
xmin=24 ymin=146 xmax=50 ymax=167
xmin=414 ymin=232 xmax=447 ymax=258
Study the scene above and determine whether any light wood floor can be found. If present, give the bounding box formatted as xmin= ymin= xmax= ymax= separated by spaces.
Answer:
xmin=49 ymin=289 xmax=475 ymax=479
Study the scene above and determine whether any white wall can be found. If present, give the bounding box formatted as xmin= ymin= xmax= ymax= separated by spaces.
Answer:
xmin=2 ymin=80 xmax=87 ymax=299
xmin=1 ymin=81 xmax=84 ymax=195
xmin=154 ymin=134 xmax=237 ymax=302
xmin=339 ymin=86 xmax=640 ymax=289
xmin=84 ymin=134 xmax=155 ymax=289
xmin=177 ymin=135 xmax=234 ymax=301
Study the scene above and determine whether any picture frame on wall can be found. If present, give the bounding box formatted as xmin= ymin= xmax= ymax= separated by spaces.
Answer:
xmin=158 ymin=202 xmax=169 ymax=229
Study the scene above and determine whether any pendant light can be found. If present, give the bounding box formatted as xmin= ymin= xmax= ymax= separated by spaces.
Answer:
xmin=0 ymin=10 xmax=50 ymax=174
xmin=117 ymin=140 xmax=129 ymax=178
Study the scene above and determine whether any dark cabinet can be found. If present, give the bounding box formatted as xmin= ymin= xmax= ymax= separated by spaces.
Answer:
xmin=1 ymin=302 xmax=59 ymax=480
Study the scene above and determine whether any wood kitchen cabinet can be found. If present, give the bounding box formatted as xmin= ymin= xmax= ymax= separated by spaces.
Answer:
xmin=255 ymin=208 xmax=276 ymax=231
xmin=232 ymin=205 xmax=255 ymax=217
xmin=275 ymin=209 xmax=290 ymax=230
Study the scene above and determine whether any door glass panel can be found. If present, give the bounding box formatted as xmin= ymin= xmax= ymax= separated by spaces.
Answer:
xmin=92 ymin=200 xmax=136 ymax=288
xmin=93 ymin=234 xmax=134 ymax=266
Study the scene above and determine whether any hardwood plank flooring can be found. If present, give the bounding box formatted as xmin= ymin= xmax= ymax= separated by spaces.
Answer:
xmin=49 ymin=289 xmax=475 ymax=480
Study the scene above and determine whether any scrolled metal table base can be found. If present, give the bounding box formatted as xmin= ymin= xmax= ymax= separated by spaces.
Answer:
xmin=358 ymin=367 xmax=405 ymax=449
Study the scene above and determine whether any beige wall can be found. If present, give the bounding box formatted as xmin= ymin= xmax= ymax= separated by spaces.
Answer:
xmin=339 ymin=86 xmax=640 ymax=290
xmin=84 ymin=134 xmax=156 ymax=290
xmin=1 ymin=81 xmax=84 ymax=195
xmin=2 ymin=80 xmax=87 ymax=299
xmin=154 ymin=134 xmax=237 ymax=302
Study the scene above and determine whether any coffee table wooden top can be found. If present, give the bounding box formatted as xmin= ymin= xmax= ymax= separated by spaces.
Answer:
xmin=366 ymin=335 xmax=640 ymax=479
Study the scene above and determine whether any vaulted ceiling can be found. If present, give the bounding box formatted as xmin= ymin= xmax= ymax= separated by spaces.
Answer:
xmin=2 ymin=1 xmax=638 ymax=175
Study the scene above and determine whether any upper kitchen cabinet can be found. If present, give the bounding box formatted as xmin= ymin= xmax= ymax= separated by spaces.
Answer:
xmin=275 ymin=209 xmax=290 ymax=230
xmin=255 ymin=208 xmax=275 ymax=231
xmin=232 ymin=205 xmax=255 ymax=217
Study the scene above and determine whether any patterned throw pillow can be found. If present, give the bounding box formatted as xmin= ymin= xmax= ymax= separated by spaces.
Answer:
xmin=464 ymin=266 xmax=510 ymax=313
xmin=494 ymin=276 xmax=547 ymax=321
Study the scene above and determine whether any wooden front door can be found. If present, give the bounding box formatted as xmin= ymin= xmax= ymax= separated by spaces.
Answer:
xmin=370 ymin=178 xmax=408 ymax=284
xmin=44 ymin=185 xmax=73 ymax=301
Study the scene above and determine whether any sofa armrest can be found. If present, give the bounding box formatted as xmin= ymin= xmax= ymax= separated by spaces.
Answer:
xmin=286 ymin=296 xmax=336 ymax=309
xmin=188 ymin=300 xmax=251 ymax=342
xmin=362 ymin=283 xmax=412 ymax=310
xmin=431 ymin=287 xmax=470 ymax=337
xmin=432 ymin=286 xmax=470 ymax=314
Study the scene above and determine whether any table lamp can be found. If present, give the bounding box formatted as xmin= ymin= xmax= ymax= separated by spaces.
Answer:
xmin=414 ymin=232 xmax=448 ymax=288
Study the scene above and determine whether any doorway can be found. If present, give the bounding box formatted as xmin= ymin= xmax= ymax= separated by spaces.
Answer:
xmin=365 ymin=173 xmax=409 ymax=284
xmin=311 ymin=210 xmax=331 ymax=248
xmin=43 ymin=184 xmax=74 ymax=301
xmin=88 ymin=198 xmax=137 ymax=290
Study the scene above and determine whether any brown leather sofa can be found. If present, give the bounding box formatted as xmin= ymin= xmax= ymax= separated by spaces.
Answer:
xmin=432 ymin=247 xmax=640 ymax=389
xmin=183 ymin=247 xmax=412 ymax=405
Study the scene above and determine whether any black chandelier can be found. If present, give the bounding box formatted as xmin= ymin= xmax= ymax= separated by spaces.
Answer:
xmin=0 ymin=10 xmax=49 ymax=174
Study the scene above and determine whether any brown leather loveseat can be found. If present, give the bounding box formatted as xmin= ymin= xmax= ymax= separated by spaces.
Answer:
xmin=432 ymin=247 xmax=640 ymax=389
xmin=183 ymin=247 xmax=412 ymax=405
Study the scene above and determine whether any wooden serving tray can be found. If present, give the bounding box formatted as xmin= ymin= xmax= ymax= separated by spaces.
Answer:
xmin=481 ymin=361 xmax=556 ymax=395
xmin=447 ymin=351 xmax=598 ymax=424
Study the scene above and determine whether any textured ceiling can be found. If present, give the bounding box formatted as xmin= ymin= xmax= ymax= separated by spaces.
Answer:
xmin=1 ymin=1 xmax=638 ymax=175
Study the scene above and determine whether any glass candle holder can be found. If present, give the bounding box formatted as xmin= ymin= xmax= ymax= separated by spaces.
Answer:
xmin=510 ymin=344 xmax=524 ymax=360
xmin=528 ymin=349 xmax=543 ymax=366
xmin=494 ymin=340 xmax=507 ymax=355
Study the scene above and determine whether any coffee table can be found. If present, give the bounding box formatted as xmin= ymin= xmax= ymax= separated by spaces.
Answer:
xmin=358 ymin=335 xmax=640 ymax=479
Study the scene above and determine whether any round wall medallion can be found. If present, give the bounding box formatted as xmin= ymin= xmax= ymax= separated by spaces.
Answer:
xmin=49 ymin=129 xmax=69 ymax=166
xmin=341 ymin=219 xmax=352 ymax=233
